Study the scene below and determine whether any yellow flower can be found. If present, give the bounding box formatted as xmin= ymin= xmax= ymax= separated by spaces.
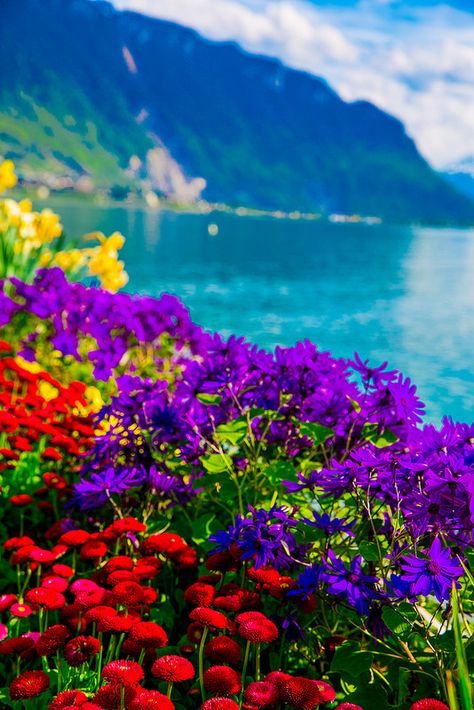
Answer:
xmin=53 ymin=248 xmax=86 ymax=273
xmin=0 ymin=160 xmax=17 ymax=193
xmin=35 ymin=208 xmax=62 ymax=244
xmin=84 ymin=386 xmax=104 ymax=413
xmin=38 ymin=380 xmax=59 ymax=401
xmin=83 ymin=230 xmax=128 ymax=292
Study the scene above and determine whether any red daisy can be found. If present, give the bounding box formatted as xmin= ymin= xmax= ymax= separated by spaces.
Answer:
xmin=205 ymin=636 xmax=242 ymax=665
xmin=200 ymin=699 xmax=240 ymax=710
xmin=244 ymin=681 xmax=280 ymax=707
xmin=101 ymin=660 xmax=145 ymax=685
xmin=151 ymin=655 xmax=195 ymax=682
xmin=129 ymin=621 xmax=168 ymax=649
xmin=409 ymin=702 xmax=450 ymax=710
xmin=189 ymin=607 xmax=230 ymax=630
xmin=184 ymin=582 xmax=215 ymax=607
xmin=203 ymin=666 xmax=242 ymax=696
xmin=9 ymin=670 xmax=50 ymax=700
xmin=63 ymin=635 xmax=101 ymax=666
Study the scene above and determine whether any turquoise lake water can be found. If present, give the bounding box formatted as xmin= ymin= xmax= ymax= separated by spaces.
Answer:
xmin=57 ymin=203 xmax=474 ymax=425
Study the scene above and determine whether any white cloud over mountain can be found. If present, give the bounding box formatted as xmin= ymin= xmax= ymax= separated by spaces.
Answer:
xmin=112 ymin=0 xmax=474 ymax=167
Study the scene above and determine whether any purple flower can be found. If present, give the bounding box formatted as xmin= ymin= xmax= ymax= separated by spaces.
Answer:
xmin=321 ymin=550 xmax=379 ymax=614
xmin=71 ymin=466 xmax=148 ymax=511
xmin=399 ymin=538 xmax=464 ymax=602
xmin=302 ymin=512 xmax=354 ymax=536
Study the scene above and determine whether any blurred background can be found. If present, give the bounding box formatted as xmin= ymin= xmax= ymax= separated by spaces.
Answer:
xmin=1 ymin=0 xmax=473 ymax=422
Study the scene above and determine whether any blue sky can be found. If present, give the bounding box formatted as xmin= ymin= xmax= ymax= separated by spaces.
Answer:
xmin=111 ymin=0 xmax=474 ymax=167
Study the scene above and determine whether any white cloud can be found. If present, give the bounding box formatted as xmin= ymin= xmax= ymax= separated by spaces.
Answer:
xmin=112 ymin=0 xmax=474 ymax=166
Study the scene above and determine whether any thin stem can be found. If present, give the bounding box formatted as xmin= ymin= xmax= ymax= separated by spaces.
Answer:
xmin=198 ymin=625 xmax=209 ymax=702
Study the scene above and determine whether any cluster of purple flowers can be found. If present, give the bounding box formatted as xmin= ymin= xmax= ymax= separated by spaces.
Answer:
xmin=1 ymin=269 xmax=471 ymax=618
xmin=0 ymin=268 xmax=209 ymax=378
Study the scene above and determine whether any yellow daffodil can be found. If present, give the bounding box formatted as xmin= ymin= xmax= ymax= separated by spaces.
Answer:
xmin=0 ymin=160 xmax=17 ymax=193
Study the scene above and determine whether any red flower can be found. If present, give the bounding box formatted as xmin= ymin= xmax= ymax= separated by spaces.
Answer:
xmin=98 ymin=613 xmax=138 ymax=634
xmin=409 ymin=702 xmax=450 ymax=710
xmin=203 ymin=666 xmax=242 ymax=696
xmin=111 ymin=581 xmax=144 ymax=606
xmin=3 ymin=536 xmax=35 ymax=550
xmin=9 ymin=670 xmax=50 ymax=700
xmin=10 ymin=494 xmax=33 ymax=506
xmin=213 ymin=595 xmax=242 ymax=612
xmin=43 ymin=472 xmax=67 ymax=489
xmin=102 ymin=660 xmax=145 ymax=685
xmin=80 ymin=541 xmax=108 ymax=560
xmin=64 ymin=635 xmax=101 ymax=666
xmin=142 ymin=532 xmax=187 ymax=556
xmin=107 ymin=572 xmax=139 ymax=591
xmin=206 ymin=551 xmax=238 ymax=572
xmin=52 ymin=563 xmax=74 ymax=578
xmin=201 ymin=698 xmax=240 ymax=709
xmin=84 ymin=606 xmax=117 ymax=625
xmin=36 ymin=625 xmax=70 ymax=656
xmin=247 ymin=566 xmax=280 ymax=585
xmin=133 ymin=556 xmax=162 ymax=580
xmin=130 ymin=690 xmax=175 ymax=709
xmin=244 ymin=681 xmax=280 ymax=707
xmin=29 ymin=548 xmax=57 ymax=564
xmin=151 ymin=655 xmax=195 ymax=682
xmin=335 ymin=705 xmax=365 ymax=710
xmin=25 ymin=587 xmax=66 ymax=610
xmin=59 ymin=530 xmax=90 ymax=546
xmin=0 ymin=634 xmax=36 ymax=656
xmin=0 ymin=593 xmax=17 ymax=611
xmin=41 ymin=576 xmax=69 ymax=593
xmin=42 ymin=447 xmax=62 ymax=461
xmin=94 ymin=683 xmax=139 ymax=708
xmin=238 ymin=617 xmax=278 ymax=644
xmin=184 ymin=582 xmax=215 ymax=607
xmin=129 ymin=621 xmax=168 ymax=649
xmin=48 ymin=690 xmax=89 ymax=708
xmin=279 ymin=677 xmax=322 ymax=710
xmin=108 ymin=517 xmax=147 ymax=535
xmin=314 ymin=681 xmax=336 ymax=703
xmin=205 ymin=636 xmax=242 ymax=665
xmin=10 ymin=603 xmax=32 ymax=617
xmin=189 ymin=607 xmax=230 ymax=629
xmin=173 ymin=546 xmax=198 ymax=568
xmin=103 ymin=556 xmax=134 ymax=572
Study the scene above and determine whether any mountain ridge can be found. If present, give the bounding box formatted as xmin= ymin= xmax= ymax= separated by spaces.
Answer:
xmin=1 ymin=0 xmax=473 ymax=224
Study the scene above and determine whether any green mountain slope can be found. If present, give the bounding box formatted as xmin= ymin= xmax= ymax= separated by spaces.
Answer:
xmin=0 ymin=0 xmax=473 ymax=223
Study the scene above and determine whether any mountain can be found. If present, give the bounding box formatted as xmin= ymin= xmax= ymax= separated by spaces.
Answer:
xmin=442 ymin=157 xmax=474 ymax=203
xmin=1 ymin=0 xmax=473 ymax=223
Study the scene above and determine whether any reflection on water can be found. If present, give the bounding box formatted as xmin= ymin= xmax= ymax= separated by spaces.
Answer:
xmin=57 ymin=202 xmax=474 ymax=424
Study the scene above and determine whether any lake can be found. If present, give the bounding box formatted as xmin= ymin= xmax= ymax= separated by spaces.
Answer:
xmin=57 ymin=203 xmax=474 ymax=425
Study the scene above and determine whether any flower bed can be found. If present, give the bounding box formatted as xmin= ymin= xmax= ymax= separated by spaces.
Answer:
xmin=0 ymin=163 xmax=472 ymax=709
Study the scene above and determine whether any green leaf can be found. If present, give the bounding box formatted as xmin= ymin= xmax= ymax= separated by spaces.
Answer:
xmin=358 ymin=540 xmax=379 ymax=562
xmin=298 ymin=421 xmax=334 ymax=445
xmin=382 ymin=606 xmax=412 ymax=638
xmin=266 ymin=460 xmax=298 ymax=485
xmin=451 ymin=584 xmax=473 ymax=710
xmin=197 ymin=393 xmax=223 ymax=405
xmin=346 ymin=395 xmax=362 ymax=413
xmin=362 ymin=423 xmax=398 ymax=448
xmin=216 ymin=419 xmax=248 ymax=445
xmin=331 ymin=642 xmax=373 ymax=679
xmin=200 ymin=453 xmax=233 ymax=474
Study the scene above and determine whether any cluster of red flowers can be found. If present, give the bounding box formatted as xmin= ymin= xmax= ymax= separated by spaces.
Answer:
xmin=0 ymin=340 xmax=95 ymax=506
xmin=0 ymin=511 xmax=452 ymax=710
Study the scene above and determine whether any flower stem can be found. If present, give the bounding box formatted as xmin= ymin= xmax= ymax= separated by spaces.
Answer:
xmin=198 ymin=625 xmax=209 ymax=702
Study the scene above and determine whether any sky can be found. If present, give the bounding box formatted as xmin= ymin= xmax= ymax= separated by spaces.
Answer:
xmin=111 ymin=0 xmax=474 ymax=168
